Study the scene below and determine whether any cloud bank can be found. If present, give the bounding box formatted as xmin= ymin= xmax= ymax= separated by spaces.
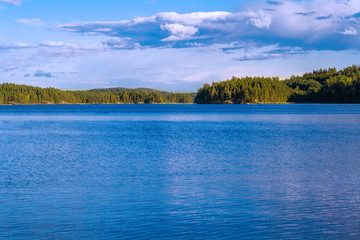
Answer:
xmin=53 ymin=0 xmax=360 ymax=50
xmin=0 ymin=43 xmax=33 ymax=51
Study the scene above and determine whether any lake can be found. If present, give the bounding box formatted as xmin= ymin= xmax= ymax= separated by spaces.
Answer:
xmin=0 ymin=104 xmax=360 ymax=239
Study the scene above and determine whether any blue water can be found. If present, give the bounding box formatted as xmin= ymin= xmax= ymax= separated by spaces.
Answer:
xmin=0 ymin=104 xmax=360 ymax=239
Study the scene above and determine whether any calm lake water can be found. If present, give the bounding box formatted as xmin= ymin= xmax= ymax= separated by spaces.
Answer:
xmin=0 ymin=104 xmax=360 ymax=239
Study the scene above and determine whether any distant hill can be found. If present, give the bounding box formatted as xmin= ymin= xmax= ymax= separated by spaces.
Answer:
xmin=89 ymin=87 xmax=197 ymax=98
xmin=0 ymin=84 xmax=194 ymax=105
xmin=89 ymin=87 xmax=160 ymax=93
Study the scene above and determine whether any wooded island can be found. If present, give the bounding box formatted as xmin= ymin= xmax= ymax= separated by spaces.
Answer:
xmin=195 ymin=65 xmax=360 ymax=104
xmin=1 ymin=65 xmax=359 ymax=104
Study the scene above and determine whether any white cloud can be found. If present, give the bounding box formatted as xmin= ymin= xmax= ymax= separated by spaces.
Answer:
xmin=0 ymin=43 xmax=33 ymax=51
xmin=156 ymin=11 xmax=231 ymax=25
xmin=339 ymin=27 xmax=358 ymax=35
xmin=38 ymin=41 xmax=109 ymax=58
xmin=246 ymin=10 xmax=272 ymax=29
xmin=53 ymin=0 xmax=360 ymax=50
xmin=16 ymin=18 xmax=45 ymax=27
xmin=267 ymin=0 xmax=360 ymax=35
xmin=0 ymin=0 xmax=22 ymax=6
xmin=40 ymin=41 xmax=106 ymax=51
xmin=40 ymin=41 xmax=65 ymax=47
xmin=161 ymin=23 xmax=199 ymax=41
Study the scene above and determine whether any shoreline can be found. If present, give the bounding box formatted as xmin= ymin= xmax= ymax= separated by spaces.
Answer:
xmin=1 ymin=102 xmax=360 ymax=106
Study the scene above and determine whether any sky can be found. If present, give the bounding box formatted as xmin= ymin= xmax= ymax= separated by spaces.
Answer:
xmin=0 ymin=0 xmax=359 ymax=91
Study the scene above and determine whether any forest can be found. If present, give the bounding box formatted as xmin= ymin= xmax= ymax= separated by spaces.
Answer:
xmin=195 ymin=76 xmax=292 ymax=104
xmin=195 ymin=65 xmax=360 ymax=104
xmin=0 ymin=84 xmax=194 ymax=104
xmin=1 ymin=65 xmax=360 ymax=105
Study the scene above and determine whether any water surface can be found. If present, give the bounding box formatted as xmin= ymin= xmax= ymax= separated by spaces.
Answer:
xmin=0 ymin=104 xmax=360 ymax=239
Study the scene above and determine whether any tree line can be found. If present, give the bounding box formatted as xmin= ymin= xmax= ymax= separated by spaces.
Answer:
xmin=285 ymin=65 xmax=360 ymax=103
xmin=195 ymin=76 xmax=292 ymax=104
xmin=195 ymin=65 xmax=360 ymax=104
xmin=1 ymin=65 xmax=360 ymax=105
xmin=0 ymin=84 xmax=193 ymax=104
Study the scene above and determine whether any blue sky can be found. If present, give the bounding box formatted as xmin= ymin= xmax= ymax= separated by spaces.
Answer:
xmin=0 ymin=0 xmax=359 ymax=91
